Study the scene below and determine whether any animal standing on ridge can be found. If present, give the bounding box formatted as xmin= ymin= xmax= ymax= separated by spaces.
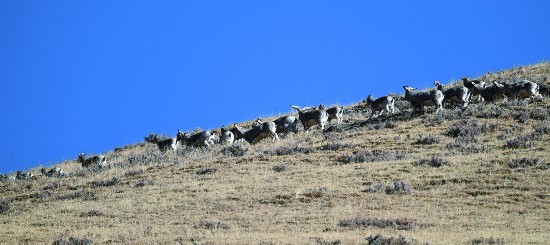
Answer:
xmin=291 ymin=105 xmax=329 ymax=132
xmin=230 ymin=119 xmax=279 ymax=144
xmin=274 ymin=115 xmax=300 ymax=134
xmin=325 ymin=106 xmax=345 ymax=124
xmin=365 ymin=94 xmax=395 ymax=118
xmin=78 ymin=153 xmax=108 ymax=168
xmin=434 ymin=81 xmax=470 ymax=108
xmin=402 ymin=85 xmax=444 ymax=113
xmin=503 ymin=80 xmax=542 ymax=100
xmin=181 ymin=130 xmax=217 ymax=147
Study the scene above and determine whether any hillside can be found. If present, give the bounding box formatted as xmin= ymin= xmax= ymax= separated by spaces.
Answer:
xmin=1 ymin=63 xmax=550 ymax=244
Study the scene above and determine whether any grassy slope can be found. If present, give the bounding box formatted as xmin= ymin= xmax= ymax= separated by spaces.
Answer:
xmin=1 ymin=62 xmax=550 ymax=244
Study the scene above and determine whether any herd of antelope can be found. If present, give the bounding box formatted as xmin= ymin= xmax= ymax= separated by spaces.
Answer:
xmin=4 ymin=77 xmax=542 ymax=178
xmin=144 ymin=78 xmax=541 ymax=153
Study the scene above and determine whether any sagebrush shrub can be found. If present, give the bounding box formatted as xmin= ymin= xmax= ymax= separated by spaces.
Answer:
xmin=0 ymin=198 xmax=10 ymax=215
xmin=361 ymin=182 xmax=385 ymax=193
xmin=516 ymin=111 xmax=530 ymax=124
xmin=533 ymin=121 xmax=550 ymax=135
xmin=367 ymin=121 xmax=397 ymax=130
xmin=320 ymin=142 xmax=356 ymax=151
xmin=385 ymin=180 xmax=411 ymax=195
xmin=414 ymin=134 xmax=440 ymax=145
xmin=324 ymin=124 xmax=345 ymax=133
xmin=339 ymin=150 xmax=406 ymax=164
xmin=445 ymin=140 xmax=488 ymax=154
xmin=394 ymin=98 xmax=411 ymax=112
xmin=313 ymin=237 xmax=341 ymax=245
xmin=135 ymin=179 xmax=155 ymax=187
xmin=197 ymin=220 xmax=229 ymax=230
xmin=421 ymin=114 xmax=445 ymax=126
xmin=472 ymin=104 xmax=503 ymax=119
xmin=196 ymin=168 xmax=217 ymax=175
xmin=272 ymin=165 xmax=289 ymax=172
xmin=530 ymin=108 xmax=548 ymax=120
xmin=43 ymin=182 xmax=61 ymax=190
xmin=445 ymin=120 xmax=494 ymax=155
xmin=32 ymin=190 xmax=53 ymax=200
xmin=508 ymin=158 xmax=541 ymax=169
xmin=59 ymin=191 xmax=96 ymax=201
xmin=446 ymin=120 xmax=490 ymax=140
xmin=506 ymin=135 xmax=534 ymax=149
xmin=52 ymin=236 xmax=93 ymax=245
xmin=221 ymin=144 xmax=247 ymax=157
xmin=440 ymin=108 xmax=464 ymax=120
xmin=540 ymin=83 xmax=550 ymax=96
xmin=265 ymin=145 xmax=314 ymax=156
xmin=80 ymin=210 xmax=105 ymax=217
xmin=89 ymin=177 xmax=120 ymax=188
xmin=384 ymin=120 xmax=397 ymax=129
xmin=365 ymin=234 xmax=429 ymax=245
xmin=301 ymin=186 xmax=328 ymax=199
xmin=338 ymin=216 xmax=415 ymax=230
xmin=418 ymin=157 xmax=449 ymax=167
xmin=125 ymin=150 xmax=166 ymax=167
xmin=470 ymin=237 xmax=505 ymax=245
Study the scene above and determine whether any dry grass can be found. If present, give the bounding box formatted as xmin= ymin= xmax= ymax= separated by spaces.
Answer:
xmin=1 ymin=63 xmax=550 ymax=244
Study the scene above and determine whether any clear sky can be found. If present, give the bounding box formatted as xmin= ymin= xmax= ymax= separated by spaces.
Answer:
xmin=1 ymin=1 xmax=549 ymax=173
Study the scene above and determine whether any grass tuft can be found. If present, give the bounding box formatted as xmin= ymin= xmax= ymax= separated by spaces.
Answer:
xmin=505 ymin=135 xmax=534 ymax=149
xmin=0 ymin=198 xmax=10 ymax=215
xmin=272 ymin=164 xmax=289 ymax=172
xmin=367 ymin=120 xmax=397 ymax=130
xmin=361 ymin=182 xmax=385 ymax=193
xmin=313 ymin=237 xmax=341 ymax=245
xmin=530 ymin=108 xmax=548 ymax=120
xmin=89 ymin=177 xmax=120 ymax=188
xmin=59 ymin=191 xmax=97 ymax=201
xmin=533 ymin=121 xmax=550 ymax=135
xmin=52 ymin=236 xmax=93 ymax=245
xmin=135 ymin=179 xmax=155 ymax=187
xmin=385 ymin=180 xmax=411 ymax=195
xmin=196 ymin=168 xmax=217 ymax=175
xmin=446 ymin=120 xmax=491 ymax=141
xmin=414 ymin=134 xmax=440 ymax=145
xmin=320 ymin=142 xmax=356 ymax=151
xmin=339 ymin=216 xmax=416 ymax=230
xmin=265 ymin=144 xmax=315 ymax=156
xmin=32 ymin=190 xmax=53 ymax=200
xmin=470 ymin=237 xmax=505 ymax=245
xmin=79 ymin=210 xmax=105 ymax=218
xmin=221 ymin=144 xmax=247 ymax=157
xmin=516 ymin=111 xmax=530 ymax=124
xmin=197 ymin=220 xmax=230 ymax=230
xmin=508 ymin=158 xmax=542 ymax=169
xmin=339 ymin=150 xmax=406 ymax=164
xmin=417 ymin=157 xmax=450 ymax=168
xmin=365 ymin=234 xmax=429 ymax=245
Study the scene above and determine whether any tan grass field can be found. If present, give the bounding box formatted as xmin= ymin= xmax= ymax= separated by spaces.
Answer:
xmin=1 ymin=63 xmax=550 ymax=244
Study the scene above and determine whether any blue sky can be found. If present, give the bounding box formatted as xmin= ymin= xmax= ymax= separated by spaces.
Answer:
xmin=1 ymin=1 xmax=549 ymax=173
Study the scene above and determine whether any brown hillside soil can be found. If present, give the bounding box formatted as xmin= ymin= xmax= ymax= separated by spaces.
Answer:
xmin=1 ymin=62 xmax=550 ymax=244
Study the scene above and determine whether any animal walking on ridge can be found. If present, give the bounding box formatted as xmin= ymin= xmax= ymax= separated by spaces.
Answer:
xmin=402 ymin=85 xmax=444 ymax=113
xmin=365 ymin=94 xmax=395 ymax=118
xmin=290 ymin=105 xmax=329 ymax=132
